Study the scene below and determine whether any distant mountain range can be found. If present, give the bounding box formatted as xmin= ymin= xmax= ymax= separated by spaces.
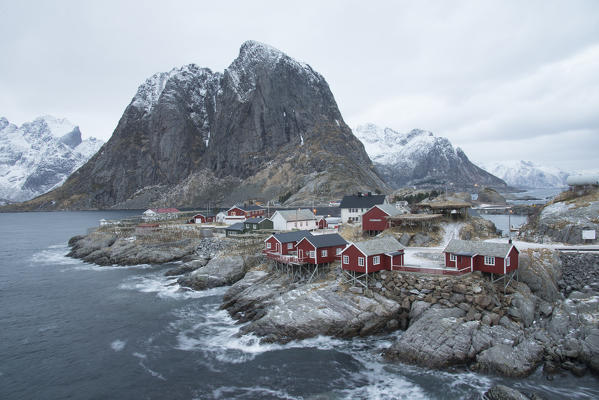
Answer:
xmin=353 ymin=123 xmax=506 ymax=189
xmin=7 ymin=41 xmax=385 ymax=211
xmin=0 ymin=116 xmax=103 ymax=204
xmin=479 ymin=160 xmax=569 ymax=188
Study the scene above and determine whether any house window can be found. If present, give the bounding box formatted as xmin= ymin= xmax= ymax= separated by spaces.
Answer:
xmin=373 ymin=255 xmax=380 ymax=265
xmin=287 ymin=243 xmax=293 ymax=249
xmin=336 ymin=248 xmax=342 ymax=255
xmin=267 ymin=242 xmax=271 ymax=249
xmin=506 ymin=257 xmax=510 ymax=267
xmin=450 ymin=254 xmax=457 ymax=262
xmin=321 ymin=249 xmax=327 ymax=257
xmin=309 ymin=251 xmax=315 ymax=258
xmin=343 ymin=255 xmax=349 ymax=264
xmin=358 ymin=257 xmax=365 ymax=266
xmin=484 ymin=256 xmax=495 ymax=265
xmin=253 ymin=224 xmax=257 ymax=229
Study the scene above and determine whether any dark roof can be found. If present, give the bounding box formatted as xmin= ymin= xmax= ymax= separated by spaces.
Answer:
xmin=339 ymin=194 xmax=386 ymax=209
xmin=194 ymin=211 xmax=216 ymax=218
xmin=231 ymin=204 xmax=265 ymax=212
xmin=302 ymin=233 xmax=347 ymax=249
xmin=244 ymin=217 xmax=267 ymax=224
xmin=225 ymin=222 xmax=245 ymax=231
xmin=272 ymin=230 xmax=313 ymax=243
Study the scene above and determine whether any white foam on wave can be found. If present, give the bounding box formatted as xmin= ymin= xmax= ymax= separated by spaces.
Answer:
xmin=69 ymin=263 xmax=153 ymax=272
xmin=118 ymin=273 xmax=229 ymax=300
xmin=111 ymin=339 xmax=126 ymax=352
xmin=30 ymin=245 xmax=79 ymax=266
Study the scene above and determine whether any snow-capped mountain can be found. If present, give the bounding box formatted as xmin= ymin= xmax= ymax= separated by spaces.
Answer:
xmin=0 ymin=115 xmax=104 ymax=203
xmin=479 ymin=160 xmax=569 ymax=188
xmin=354 ymin=123 xmax=506 ymax=189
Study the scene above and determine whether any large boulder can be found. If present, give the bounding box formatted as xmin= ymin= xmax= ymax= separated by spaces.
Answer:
xmin=484 ymin=384 xmax=535 ymax=400
xmin=474 ymin=339 xmax=544 ymax=377
xmin=178 ymin=255 xmax=248 ymax=290
xmin=518 ymin=249 xmax=562 ymax=302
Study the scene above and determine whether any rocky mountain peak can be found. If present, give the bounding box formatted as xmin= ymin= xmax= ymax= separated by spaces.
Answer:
xmin=9 ymin=42 xmax=385 ymax=210
xmin=58 ymin=127 xmax=83 ymax=148
xmin=354 ymin=123 xmax=505 ymax=189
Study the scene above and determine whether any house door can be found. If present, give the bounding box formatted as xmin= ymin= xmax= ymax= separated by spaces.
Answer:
xmin=298 ymin=249 xmax=303 ymax=260
xmin=276 ymin=243 xmax=280 ymax=253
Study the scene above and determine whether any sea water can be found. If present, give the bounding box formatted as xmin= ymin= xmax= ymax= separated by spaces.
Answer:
xmin=1 ymin=211 xmax=598 ymax=400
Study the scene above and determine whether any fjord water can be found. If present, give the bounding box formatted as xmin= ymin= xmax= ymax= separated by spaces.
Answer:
xmin=1 ymin=212 xmax=598 ymax=400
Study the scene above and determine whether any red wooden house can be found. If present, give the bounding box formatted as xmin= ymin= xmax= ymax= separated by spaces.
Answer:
xmin=193 ymin=211 xmax=216 ymax=224
xmin=341 ymin=236 xmax=404 ymax=287
xmin=227 ymin=205 xmax=266 ymax=219
xmin=264 ymin=230 xmax=314 ymax=259
xmin=443 ymin=239 xmax=518 ymax=275
xmin=295 ymin=234 xmax=347 ymax=265
xmin=362 ymin=204 xmax=404 ymax=234
xmin=316 ymin=216 xmax=328 ymax=229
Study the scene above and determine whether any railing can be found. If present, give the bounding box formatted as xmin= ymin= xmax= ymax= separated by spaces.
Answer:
xmin=263 ymin=251 xmax=308 ymax=264
xmin=391 ymin=265 xmax=471 ymax=276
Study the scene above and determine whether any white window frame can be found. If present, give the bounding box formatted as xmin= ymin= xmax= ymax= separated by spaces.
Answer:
xmin=358 ymin=257 xmax=365 ymax=267
xmin=484 ymin=256 xmax=495 ymax=266
xmin=449 ymin=254 xmax=457 ymax=262
xmin=309 ymin=251 xmax=315 ymax=258
xmin=321 ymin=249 xmax=327 ymax=257
xmin=287 ymin=243 xmax=293 ymax=249
xmin=373 ymin=255 xmax=380 ymax=265
xmin=266 ymin=242 xmax=271 ymax=249
xmin=506 ymin=257 xmax=510 ymax=267
xmin=343 ymin=255 xmax=349 ymax=264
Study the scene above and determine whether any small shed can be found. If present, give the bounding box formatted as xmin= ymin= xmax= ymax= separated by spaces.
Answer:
xmin=296 ymin=234 xmax=348 ymax=265
xmin=316 ymin=216 xmax=328 ymax=229
xmin=443 ymin=239 xmax=518 ymax=275
xmin=225 ymin=222 xmax=246 ymax=237
xmin=244 ymin=217 xmax=273 ymax=232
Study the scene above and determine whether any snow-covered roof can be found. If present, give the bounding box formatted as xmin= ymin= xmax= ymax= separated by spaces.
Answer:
xmin=348 ymin=236 xmax=404 ymax=256
xmin=443 ymin=239 xmax=515 ymax=258
xmin=274 ymin=209 xmax=315 ymax=222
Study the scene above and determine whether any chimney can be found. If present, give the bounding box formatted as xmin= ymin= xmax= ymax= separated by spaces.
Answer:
xmin=367 ymin=191 xmax=372 ymax=196
xmin=508 ymin=238 xmax=512 ymax=244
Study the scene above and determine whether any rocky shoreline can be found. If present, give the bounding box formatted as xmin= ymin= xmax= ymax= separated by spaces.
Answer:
xmin=67 ymin=229 xmax=599 ymax=386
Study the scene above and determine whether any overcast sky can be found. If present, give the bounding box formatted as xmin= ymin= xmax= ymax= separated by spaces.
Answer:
xmin=1 ymin=0 xmax=598 ymax=171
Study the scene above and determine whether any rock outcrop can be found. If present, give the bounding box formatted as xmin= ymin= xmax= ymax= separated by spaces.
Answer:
xmin=177 ymin=255 xmax=251 ymax=290
xmin=10 ymin=41 xmax=386 ymax=211
xmin=221 ymin=271 xmax=400 ymax=343
xmin=520 ymin=188 xmax=599 ymax=244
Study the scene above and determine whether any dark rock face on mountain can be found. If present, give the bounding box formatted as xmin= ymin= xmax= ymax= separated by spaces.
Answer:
xmin=12 ymin=41 xmax=385 ymax=210
xmin=354 ymin=124 xmax=506 ymax=190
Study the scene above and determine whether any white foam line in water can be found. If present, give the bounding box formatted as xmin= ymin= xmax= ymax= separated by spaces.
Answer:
xmin=132 ymin=352 xmax=166 ymax=381
xmin=119 ymin=274 xmax=229 ymax=300
xmin=110 ymin=339 xmax=126 ymax=352
xmin=31 ymin=246 xmax=79 ymax=266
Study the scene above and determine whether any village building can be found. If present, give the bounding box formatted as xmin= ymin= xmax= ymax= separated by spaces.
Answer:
xmin=142 ymin=208 xmax=181 ymax=221
xmin=443 ymin=239 xmax=518 ymax=277
xmin=270 ymin=209 xmax=317 ymax=231
xmin=224 ymin=205 xmax=266 ymax=225
xmin=415 ymin=199 xmax=471 ymax=219
xmin=341 ymin=236 xmax=405 ymax=287
xmin=339 ymin=192 xmax=386 ymax=223
xmin=215 ymin=211 xmax=227 ymax=224
xmin=316 ymin=216 xmax=328 ymax=229
xmin=362 ymin=204 xmax=405 ymax=235
xmin=295 ymin=234 xmax=347 ymax=265
xmin=263 ymin=230 xmax=313 ymax=258
xmin=225 ymin=222 xmax=246 ymax=237
xmin=193 ymin=211 xmax=216 ymax=224
xmin=243 ymin=217 xmax=273 ymax=232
